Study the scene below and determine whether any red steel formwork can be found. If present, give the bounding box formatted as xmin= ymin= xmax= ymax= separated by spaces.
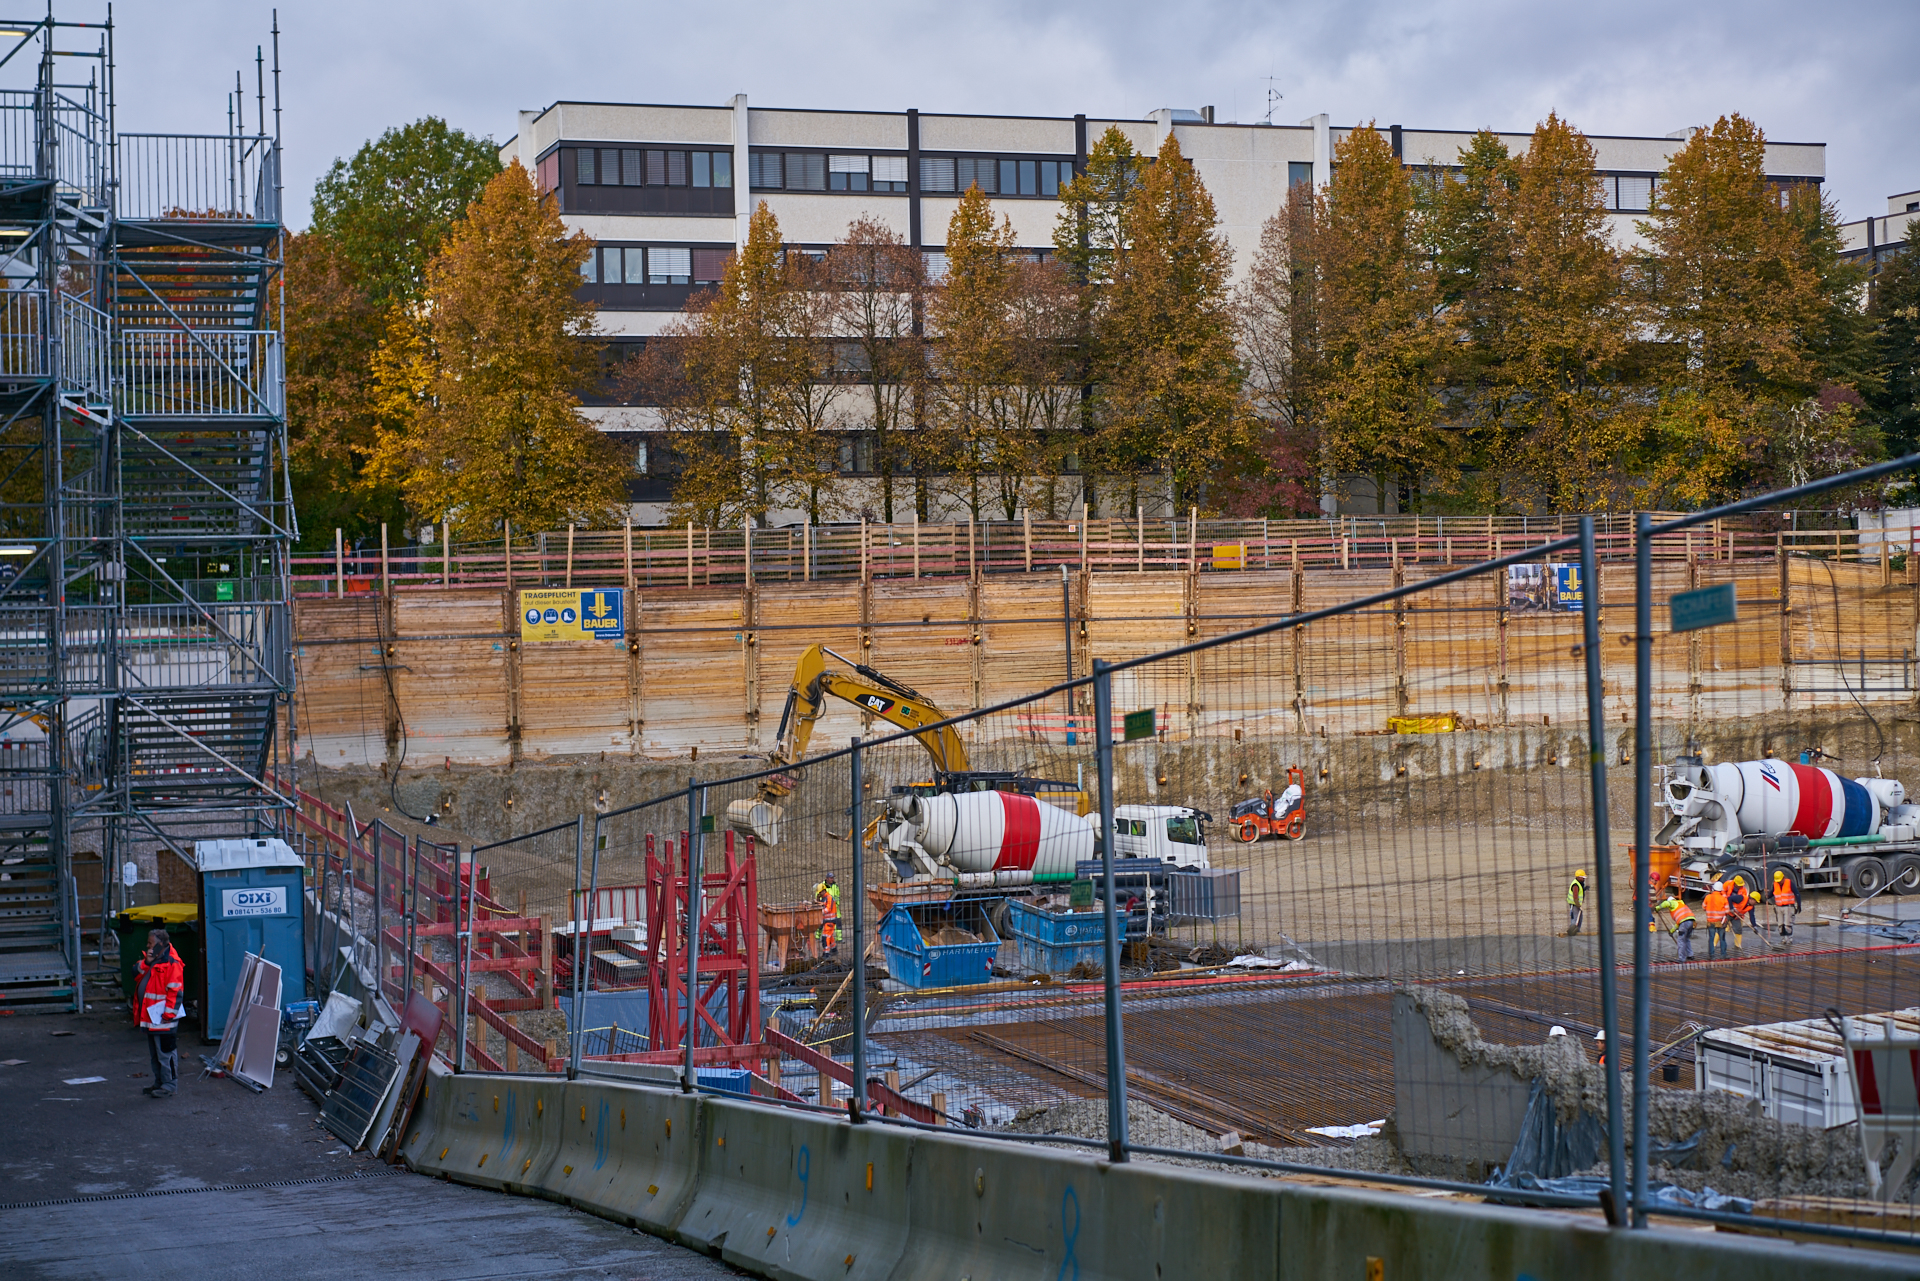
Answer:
xmin=643 ymin=829 xmax=761 ymax=1063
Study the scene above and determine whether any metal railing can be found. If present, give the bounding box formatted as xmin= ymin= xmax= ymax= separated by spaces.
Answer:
xmin=0 ymin=89 xmax=107 ymax=205
xmin=116 ymin=132 xmax=279 ymax=223
xmin=58 ymin=293 xmax=110 ymax=401
xmin=0 ymin=288 xmax=45 ymax=377
xmin=116 ymin=328 xmax=283 ymax=417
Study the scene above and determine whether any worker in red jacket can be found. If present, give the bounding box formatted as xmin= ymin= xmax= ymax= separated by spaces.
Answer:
xmin=133 ymin=929 xmax=185 ymax=1098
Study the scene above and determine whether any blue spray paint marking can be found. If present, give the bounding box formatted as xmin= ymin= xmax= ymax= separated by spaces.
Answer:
xmin=785 ymin=1145 xmax=811 ymax=1226
xmin=500 ymin=1088 xmax=517 ymax=1161
xmin=1057 ymin=1184 xmax=1081 ymax=1281
xmin=593 ymin=1098 xmax=611 ymax=1170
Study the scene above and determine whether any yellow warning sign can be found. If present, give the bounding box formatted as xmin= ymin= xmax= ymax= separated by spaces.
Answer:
xmin=519 ymin=588 xmax=626 ymax=644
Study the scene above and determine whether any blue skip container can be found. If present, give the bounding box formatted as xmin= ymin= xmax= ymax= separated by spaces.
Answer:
xmin=1005 ymin=900 xmax=1112 ymax=976
xmin=880 ymin=900 xmax=1000 ymax=989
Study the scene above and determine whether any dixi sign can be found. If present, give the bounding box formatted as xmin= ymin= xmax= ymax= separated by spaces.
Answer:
xmin=519 ymin=588 xmax=626 ymax=644
xmin=220 ymin=886 xmax=286 ymax=918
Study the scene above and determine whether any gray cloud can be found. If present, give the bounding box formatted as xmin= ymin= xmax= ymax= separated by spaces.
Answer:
xmin=100 ymin=0 xmax=1919 ymax=230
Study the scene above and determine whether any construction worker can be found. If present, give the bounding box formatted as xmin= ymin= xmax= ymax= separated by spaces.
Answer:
xmin=1702 ymin=880 xmax=1730 ymax=960
xmin=813 ymin=873 xmax=841 ymax=955
xmin=1593 ymin=1028 xmax=1607 ymax=1069
xmin=133 ymin=928 xmax=185 ymax=1098
xmin=1725 ymin=876 xmax=1751 ymax=950
xmin=1655 ymin=891 xmax=1696 ymax=962
xmin=1771 ymin=869 xmax=1798 ymax=939
xmin=1566 ymin=870 xmax=1588 ymax=936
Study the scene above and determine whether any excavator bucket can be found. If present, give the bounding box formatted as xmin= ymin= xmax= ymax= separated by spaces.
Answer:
xmin=726 ymin=798 xmax=782 ymax=846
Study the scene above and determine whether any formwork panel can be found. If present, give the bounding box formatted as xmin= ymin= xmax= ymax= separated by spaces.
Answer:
xmin=294 ymin=598 xmax=386 ymax=767
xmin=390 ymin=591 xmax=511 ymax=764
xmin=978 ymin=576 xmax=1075 ymax=708
xmin=636 ymin=591 xmax=751 ymax=754
xmin=519 ymin=637 xmax=631 ymax=758
xmin=751 ymin=581 xmax=865 ymax=751
xmin=868 ymin=578 xmax=976 ymax=717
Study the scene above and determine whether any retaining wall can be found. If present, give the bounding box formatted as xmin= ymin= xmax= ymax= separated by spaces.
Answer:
xmin=401 ymin=1065 xmax=1920 ymax=1281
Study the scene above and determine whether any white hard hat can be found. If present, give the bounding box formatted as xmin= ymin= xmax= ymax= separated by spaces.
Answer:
xmin=1594 ymin=1029 xmax=1606 ymax=1042
xmin=1548 ymin=1025 xmax=1568 ymax=1037
xmin=1711 ymin=880 xmax=1724 ymax=890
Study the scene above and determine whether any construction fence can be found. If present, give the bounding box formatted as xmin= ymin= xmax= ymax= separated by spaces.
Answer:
xmin=287 ymin=481 xmax=1920 ymax=1252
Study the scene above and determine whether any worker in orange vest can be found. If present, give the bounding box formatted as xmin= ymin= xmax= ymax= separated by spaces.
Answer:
xmin=1655 ymin=892 xmax=1696 ymax=962
xmin=1725 ymin=877 xmax=1751 ymax=951
xmin=133 ymin=928 xmax=186 ymax=1098
xmin=814 ymin=874 xmax=840 ymax=955
xmin=1771 ymin=869 xmax=1798 ymax=939
xmin=1702 ymin=881 xmax=1730 ymax=960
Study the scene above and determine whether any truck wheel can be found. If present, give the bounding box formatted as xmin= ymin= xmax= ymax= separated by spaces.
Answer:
xmin=1888 ymin=852 xmax=1920 ymax=896
xmin=1235 ymin=819 xmax=1260 ymax=843
xmin=1842 ymin=855 xmax=1889 ymax=898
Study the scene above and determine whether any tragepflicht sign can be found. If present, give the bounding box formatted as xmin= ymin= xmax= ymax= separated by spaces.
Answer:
xmin=519 ymin=588 xmax=626 ymax=643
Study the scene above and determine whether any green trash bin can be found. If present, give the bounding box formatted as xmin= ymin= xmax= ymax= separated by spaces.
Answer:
xmin=117 ymin=904 xmax=203 ymax=1019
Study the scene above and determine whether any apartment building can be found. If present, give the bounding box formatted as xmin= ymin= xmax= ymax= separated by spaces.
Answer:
xmin=1841 ymin=186 xmax=1918 ymax=268
xmin=498 ymin=98 xmax=1828 ymax=521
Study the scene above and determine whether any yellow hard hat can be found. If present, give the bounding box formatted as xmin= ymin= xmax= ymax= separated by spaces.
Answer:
xmin=1575 ymin=869 xmax=1586 ymax=879
xmin=1773 ymin=869 xmax=1785 ymax=880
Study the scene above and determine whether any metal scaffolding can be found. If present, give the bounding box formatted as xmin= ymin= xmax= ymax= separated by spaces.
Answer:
xmin=0 ymin=12 xmax=293 ymax=1009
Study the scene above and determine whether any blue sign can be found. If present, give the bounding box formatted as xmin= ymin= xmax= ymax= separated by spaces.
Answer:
xmin=1553 ymin=564 xmax=1583 ymax=611
xmin=577 ymin=589 xmax=624 ymax=640
xmin=1670 ymin=581 xmax=1738 ymax=633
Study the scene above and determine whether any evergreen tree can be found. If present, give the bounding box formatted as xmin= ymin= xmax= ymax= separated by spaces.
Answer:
xmin=1868 ymin=241 xmax=1920 ymax=459
xmin=364 ymin=162 xmax=622 ymax=536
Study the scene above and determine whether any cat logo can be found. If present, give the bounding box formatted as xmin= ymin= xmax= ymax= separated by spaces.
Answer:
xmin=859 ymin=695 xmax=895 ymax=714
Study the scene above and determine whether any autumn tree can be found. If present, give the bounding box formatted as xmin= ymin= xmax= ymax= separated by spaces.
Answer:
xmin=926 ymin=186 xmax=1021 ymax=519
xmin=363 ymin=162 xmax=623 ymax=536
xmin=1090 ymin=132 xmax=1249 ymax=512
xmin=1636 ymin=114 xmax=1867 ymax=505
xmin=1230 ymin=186 xmax=1321 ymax=516
xmin=829 ymin=216 xmax=926 ymax=521
xmin=658 ymin=203 xmax=842 ymax=526
xmin=1005 ymin=257 xmax=1085 ymax=517
xmin=1309 ymin=123 xmax=1443 ymax=512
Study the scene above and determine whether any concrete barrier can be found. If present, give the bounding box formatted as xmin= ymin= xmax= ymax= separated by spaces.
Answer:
xmin=403 ymin=1072 xmax=1920 ymax=1281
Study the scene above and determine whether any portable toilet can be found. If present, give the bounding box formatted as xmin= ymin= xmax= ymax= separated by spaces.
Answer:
xmin=196 ymin=838 xmax=306 ymax=1040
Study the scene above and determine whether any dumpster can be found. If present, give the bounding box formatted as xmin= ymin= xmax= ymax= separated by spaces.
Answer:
xmin=880 ymin=899 xmax=1000 ymax=989
xmin=197 ymin=838 xmax=307 ymax=1040
xmin=116 ymin=903 xmax=202 ymax=1006
xmin=1004 ymin=899 xmax=1110 ymax=976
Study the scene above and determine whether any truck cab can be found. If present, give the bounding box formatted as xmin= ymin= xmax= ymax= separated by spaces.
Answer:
xmin=1109 ymin=805 xmax=1212 ymax=869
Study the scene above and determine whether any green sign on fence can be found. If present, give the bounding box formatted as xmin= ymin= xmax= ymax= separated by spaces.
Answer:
xmin=1123 ymin=708 xmax=1157 ymax=742
xmin=699 ymin=814 xmax=716 ymax=833
xmin=1669 ymin=581 xmax=1738 ymax=633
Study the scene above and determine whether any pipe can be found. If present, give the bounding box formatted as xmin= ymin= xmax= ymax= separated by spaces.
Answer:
xmin=1632 ymin=512 xmax=1652 ymax=1226
xmin=684 ymin=780 xmax=705 ymax=1092
xmin=850 ymin=736 xmax=866 ymax=1120
xmin=1579 ymin=517 xmax=1627 ymax=1225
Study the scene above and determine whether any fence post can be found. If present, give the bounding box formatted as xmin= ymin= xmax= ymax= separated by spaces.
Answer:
xmin=380 ymin=522 xmax=389 ymax=597
xmin=334 ymin=527 xmax=344 ymax=598
xmin=684 ymin=780 xmax=705 ymax=1092
xmin=1579 ymin=518 xmax=1627 ymax=1226
xmin=585 ymin=814 xmax=602 ymax=1008
xmin=442 ymin=519 xmax=450 ymax=588
xmin=1093 ymin=659 xmax=1129 ymax=1162
xmin=1631 ymin=511 xmax=1653 ymax=1227
xmin=568 ymin=817 xmax=584 ymax=1079
xmin=849 ymin=736 xmax=866 ymax=1119
xmin=455 ymin=844 xmax=470 ymax=1071
xmin=372 ymin=825 xmax=383 ymax=1006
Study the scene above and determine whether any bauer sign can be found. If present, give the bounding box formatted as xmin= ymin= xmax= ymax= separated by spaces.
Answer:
xmin=519 ymin=588 xmax=626 ymax=643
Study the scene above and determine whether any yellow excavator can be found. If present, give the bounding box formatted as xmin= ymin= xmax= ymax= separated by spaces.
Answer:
xmin=724 ymin=644 xmax=1084 ymax=846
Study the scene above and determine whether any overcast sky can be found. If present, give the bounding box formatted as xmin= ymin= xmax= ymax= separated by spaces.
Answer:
xmin=92 ymin=1 xmax=1920 ymax=233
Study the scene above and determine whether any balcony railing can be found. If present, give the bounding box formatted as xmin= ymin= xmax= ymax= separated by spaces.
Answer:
xmin=0 ymin=89 xmax=109 ymax=207
xmin=116 ymin=133 xmax=279 ymax=224
xmin=116 ymin=329 xmax=283 ymax=418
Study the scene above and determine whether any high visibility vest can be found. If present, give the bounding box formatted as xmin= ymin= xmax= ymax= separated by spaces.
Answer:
xmin=1727 ymin=884 xmax=1749 ymax=915
xmin=134 ymin=946 xmax=185 ymax=1031
xmin=1662 ymin=899 xmax=1694 ymax=925
xmin=1772 ymin=878 xmax=1797 ymax=907
xmin=815 ymin=882 xmax=840 ymax=920
xmin=1702 ymin=891 xmax=1728 ymax=924
xmin=1567 ymin=879 xmax=1586 ymax=907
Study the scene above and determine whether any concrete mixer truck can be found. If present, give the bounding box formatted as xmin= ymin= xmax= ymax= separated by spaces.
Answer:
xmin=1657 ymin=754 xmax=1920 ymax=899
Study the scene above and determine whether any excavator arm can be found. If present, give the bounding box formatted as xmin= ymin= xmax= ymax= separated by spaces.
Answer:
xmin=725 ymin=644 xmax=968 ymax=844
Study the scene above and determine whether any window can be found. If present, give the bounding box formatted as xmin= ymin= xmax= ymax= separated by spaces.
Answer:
xmin=634 ymin=441 xmax=649 ymax=474
xmin=646 ymin=150 xmax=666 ymax=186
xmin=692 ymin=152 xmax=710 ymax=187
xmin=579 ymin=251 xmax=598 ymax=284
xmin=1289 ymin=161 xmax=1313 ymax=189
xmin=667 ymin=151 xmax=688 ymax=186
xmin=621 ymin=149 xmax=642 ymax=186
xmin=920 ymin=156 xmax=955 ymax=192
xmin=691 ymin=248 xmax=729 ymax=284
xmin=1165 ymin=814 xmax=1203 ymax=846
xmin=1616 ymin=176 xmax=1652 ymax=212
xmin=957 ymin=156 xmax=996 ymax=193
xmin=600 ymin=148 xmax=622 ymax=184
xmin=873 ymin=155 xmax=907 ymax=191
xmin=576 ymin=149 xmax=596 ymax=185
xmin=649 ymin=246 xmax=691 ymax=285
xmin=600 ymin=246 xmax=623 ymax=282
xmin=785 ymin=152 xmax=826 ymax=191
xmin=1039 ymin=160 xmax=1067 ymax=195
xmin=830 ymin=154 xmax=869 ymax=192
xmin=750 ymin=152 xmax=781 ymax=189
xmin=536 ymin=152 xmax=559 ymax=194
xmin=623 ymin=247 xmax=646 ymax=285
xmin=922 ymin=250 xmax=948 ymax=281
xmin=712 ymin=152 xmax=732 ymax=188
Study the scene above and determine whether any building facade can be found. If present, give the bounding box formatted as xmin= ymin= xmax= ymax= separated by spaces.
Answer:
xmin=499 ymin=99 xmax=1828 ymax=522
xmin=1840 ymin=187 xmax=1918 ymax=269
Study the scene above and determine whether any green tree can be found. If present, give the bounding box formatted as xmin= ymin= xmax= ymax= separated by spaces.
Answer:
xmin=1309 ymin=123 xmax=1442 ymax=512
xmin=1091 ymin=132 xmax=1250 ymax=512
xmin=1052 ymin=126 xmax=1147 ymax=287
xmin=309 ymin=117 xmax=501 ymax=310
xmin=926 ymin=185 xmax=1020 ymax=519
xmin=364 ymin=162 xmax=622 ymax=536
xmin=1867 ymin=241 xmax=1920 ymax=458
